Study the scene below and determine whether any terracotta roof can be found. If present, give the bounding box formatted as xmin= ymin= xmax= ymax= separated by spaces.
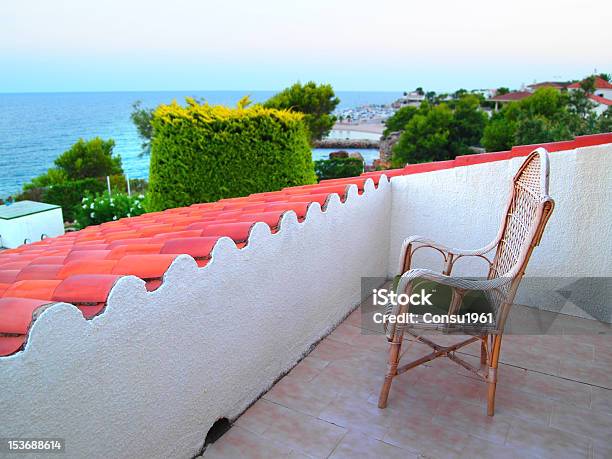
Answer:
xmin=527 ymin=82 xmax=568 ymax=90
xmin=568 ymin=76 xmax=612 ymax=90
xmin=589 ymin=94 xmax=612 ymax=106
xmin=489 ymin=91 xmax=532 ymax=102
xmin=1 ymin=132 xmax=611 ymax=356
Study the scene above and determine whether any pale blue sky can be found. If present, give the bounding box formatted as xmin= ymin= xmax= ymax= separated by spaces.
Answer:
xmin=1 ymin=0 xmax=610 ymax=93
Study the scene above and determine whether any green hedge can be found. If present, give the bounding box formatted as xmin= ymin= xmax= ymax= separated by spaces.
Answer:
xmin=42 ymin=178 xmax=106 ymax=221
xmin=314 ymin=157 xmax=364 ymax=181
xmin=147 ymin=98 xmax=317 ymax=211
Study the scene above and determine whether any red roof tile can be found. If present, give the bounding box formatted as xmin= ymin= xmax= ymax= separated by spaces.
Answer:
xmin=489 ymin=91 xmax=532 ymax=102
xmin=568 ymin=76 xmax=612 ymax=90
xmin=589 ymin=94 xmax=612 ymax=106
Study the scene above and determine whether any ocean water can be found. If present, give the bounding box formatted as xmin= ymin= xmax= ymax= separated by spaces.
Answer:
xmin=0 ymin=90 xmax=397 ymax=197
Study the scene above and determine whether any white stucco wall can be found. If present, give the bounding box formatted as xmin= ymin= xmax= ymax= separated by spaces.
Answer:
xmin=0 ymin=180 xmax=391 ymax=459
xmin=594 ymin=88 xmax=612 ymax=100
xmin=387 ymin=144 xmax=612 ymax=320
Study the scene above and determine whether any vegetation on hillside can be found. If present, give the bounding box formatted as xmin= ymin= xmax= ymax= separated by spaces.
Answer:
xmin=483 ymin=87 xmax=612 ymax=151
xmin=386 ymin=74 xmax=612 ymax=166
xmin=390 ymin=95 xmax=486 ymax=167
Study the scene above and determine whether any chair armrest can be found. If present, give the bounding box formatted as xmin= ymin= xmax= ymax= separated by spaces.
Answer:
xmin=398 ymin=235 xmax=498 ymax=276
xmin=396 ymin=268 xmax=510 ymax=295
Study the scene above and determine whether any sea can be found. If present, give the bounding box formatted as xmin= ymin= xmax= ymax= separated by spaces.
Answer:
xmin=0 ymin=90 xmax=399 ymax=197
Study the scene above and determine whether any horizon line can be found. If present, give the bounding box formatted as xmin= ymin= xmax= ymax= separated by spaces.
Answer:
xmin=0 ymin=88 xmax=408 ymax=96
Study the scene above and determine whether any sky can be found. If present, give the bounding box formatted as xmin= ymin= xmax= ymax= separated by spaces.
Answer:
xmin=1 ymin=0 xmax=611 ymax=93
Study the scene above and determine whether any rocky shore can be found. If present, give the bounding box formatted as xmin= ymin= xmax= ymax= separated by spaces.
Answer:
xmin=313 ymin=138 xmax=380 ymax=149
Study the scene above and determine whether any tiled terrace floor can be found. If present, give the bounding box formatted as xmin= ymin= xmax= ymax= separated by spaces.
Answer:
xmin=203 ymin=302 xmax=612 ymax=459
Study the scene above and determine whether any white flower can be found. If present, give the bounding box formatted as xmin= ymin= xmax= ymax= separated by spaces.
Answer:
xmin=90 ymin=212 xmax=95 ymax=218
xmin=110 ymin=202 xmax=115 ymax=207
xmin=127 ymin=213 xmax=131 ymax=217
xmin=112 ymin=216 xmax=117 ymax=220
xmin=81 ymin=197 xmax=87 ymax=203
xmin=82 ymin=204 xmax=87 ymax=209
xmin=110 ymin=198 xmax=114 ymax=204
xmin=90 ymin=203 xmax=94 ymax=209
xmin=138 ymin=194 xmax=144 ymax=199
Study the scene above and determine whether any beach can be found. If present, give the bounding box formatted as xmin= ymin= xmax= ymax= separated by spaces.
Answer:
xmin=333 ymin=121 xmax=385 ymax=135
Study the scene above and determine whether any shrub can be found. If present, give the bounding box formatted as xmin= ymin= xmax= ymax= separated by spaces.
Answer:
xmin=41 ymin=178 xmax=106 ymax=222
xmin=147 ymin=98 xmax=317 ymax=211
xmin=74 ymin=192 xmax=146 ymax=229
xmin=314 ymin=158 xmax=364 ymax=181
xmin=22 ymin=168 xmax=68 ymax=191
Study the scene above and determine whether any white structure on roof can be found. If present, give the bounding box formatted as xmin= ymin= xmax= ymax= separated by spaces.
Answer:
xmin=0 ymin=201 xmax=64 ymax=249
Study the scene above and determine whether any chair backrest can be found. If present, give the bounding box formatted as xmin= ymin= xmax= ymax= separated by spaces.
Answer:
xmin=489 ymin=148 xmax=555 ymax=282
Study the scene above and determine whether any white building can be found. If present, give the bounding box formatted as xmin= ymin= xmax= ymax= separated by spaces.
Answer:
xmin=567 ymin=76 xmax=612 ymax=100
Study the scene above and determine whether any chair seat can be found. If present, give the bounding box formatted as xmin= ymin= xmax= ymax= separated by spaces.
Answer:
xmin=386 ymin=275 xmax=497 ymax=336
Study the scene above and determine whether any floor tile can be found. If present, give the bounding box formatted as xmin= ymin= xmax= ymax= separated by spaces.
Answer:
xmin=251 ymin=401 xmax=347 ymax=458
xmin=505 ymin=420 xmax=590 ymax=459
xmin=329 ymin=430 xmax=415 ymax=459
xmin=550 ymin=402 xmax=612 ymax=444
xmin=203 ymin=425 xmax=293 ymax=458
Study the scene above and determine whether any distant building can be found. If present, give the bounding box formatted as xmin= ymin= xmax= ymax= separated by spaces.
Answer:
xmin=588 ymin=94 xmax=612 ymax=115
xmin=489 ymin=77 xmax=612 ymax=113
xmin=567 ymin=76 xmax=612 ymax=100
xmin=392 ymin=91 xmax=425 ymax=108
xmin=489 ymin=91 xmax=532 ymax=110
xmin=526 ymin=81 xmax=569 ymax=91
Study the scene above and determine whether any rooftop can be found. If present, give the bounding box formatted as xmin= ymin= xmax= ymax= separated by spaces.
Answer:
xmin=489 ymin=91 xmax=532 ymax=102
xmin=568 ymin=76 xmax=612 ymax=90
xmin=589 ymin=94 xmax=612 ymax=106
xmin=0 ymin=200 xmax=60 ymax=220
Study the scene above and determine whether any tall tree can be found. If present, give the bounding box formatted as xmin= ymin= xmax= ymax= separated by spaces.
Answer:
xmin=391 ymin=104 xmax=453 ymax=166
xmin=264 ymin=82 xmax=340 ymax=142
xmin=54 ymin=137 xmax=122 ymax=179
xmin=383 ymin=105 xmax=418 ymax=136
xmin=130 ymin=101 xmax=154 ymax=155
xmin=450 ymin=95 xmax=487 ymax=153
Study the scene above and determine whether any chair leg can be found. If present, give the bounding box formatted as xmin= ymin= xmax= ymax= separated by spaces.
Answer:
xmin=480 ymin=336 xmax=487 ymax=366
xmin=378 ymin=333 xmax=403 ymax=409
xmin=486 ymin=335 xmax=502 ymax=416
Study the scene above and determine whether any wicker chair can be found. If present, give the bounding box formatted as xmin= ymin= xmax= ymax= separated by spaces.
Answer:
xmin=378 ymin=148 xmax=555 ymax=416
